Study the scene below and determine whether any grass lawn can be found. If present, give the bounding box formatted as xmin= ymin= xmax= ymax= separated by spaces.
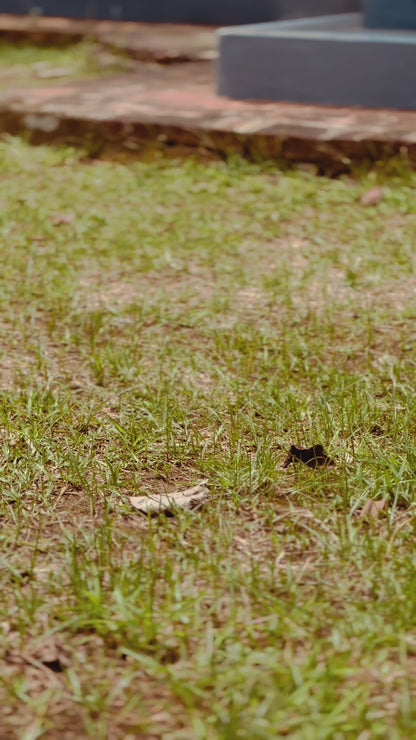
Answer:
xmin=0 ymin=137 xmax=416 ymax=739
xmin=0 ymin=41 xmax=130 ymax=91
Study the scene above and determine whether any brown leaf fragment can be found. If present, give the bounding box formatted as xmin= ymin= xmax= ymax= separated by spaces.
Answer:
xmin=358 ymin=498 xmax=387 ymax=519
xmin=50 ymin=213 xmax=75 ymax=226
xmin=130 ymin=480 xmax=209 ymax=516
xmin=359 ymin=186 xmax=384 ymax=207
xmin=282 ymin=444 xmax=335 ymax=469
xmin=0 ymin=622 xmax=10 ymax=637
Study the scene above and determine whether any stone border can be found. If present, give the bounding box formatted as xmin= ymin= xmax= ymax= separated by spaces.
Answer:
xmin=1 ymin=105 xmax=415 ymax=174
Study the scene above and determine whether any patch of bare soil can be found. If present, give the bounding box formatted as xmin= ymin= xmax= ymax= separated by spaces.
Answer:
xmin=0 ymin=630 xmax=190 ymax=740
xmin=77 ymin=264 xmax=214 ymax=312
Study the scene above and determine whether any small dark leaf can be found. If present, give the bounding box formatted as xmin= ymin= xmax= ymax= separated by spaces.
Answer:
xmin=370 ymin=424 xmax=384 ymax=436
xmin=10 ymin=570 xmax=32 ymax=584
xmin=32 ymin=636 xmax=70 ymax=673
xmin=160 ymin=645 xmax=180 ymax=665
xmin=282 ymin=444 xmax=335 ymax=469
xmin=41 ymin=658 xmax=64 ymax=673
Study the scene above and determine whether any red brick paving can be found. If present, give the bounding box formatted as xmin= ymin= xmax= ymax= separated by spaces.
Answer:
xmin=0 ymin=14 xmax=416 ymax=169
xmin=0 ymin=14 xmax=218 ymax=62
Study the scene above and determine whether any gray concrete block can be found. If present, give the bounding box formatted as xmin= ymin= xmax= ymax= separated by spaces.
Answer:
xmin=364 ymin=0 xmax=416 ymax=30
xmin=218 ymin=14 xmax=416 ymax=109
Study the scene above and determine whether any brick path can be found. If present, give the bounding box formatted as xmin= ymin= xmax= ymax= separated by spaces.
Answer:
xmin=0 ymin=14 xmax=416 ymax=169
xmin=0 ymin=14 xmax=217 ymax=62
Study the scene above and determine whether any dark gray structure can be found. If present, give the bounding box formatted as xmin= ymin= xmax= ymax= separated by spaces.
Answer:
xmin=0 ymin=0 xmax=359 ymax=24
xmin=278 ymin=0 xmax=360 ymax=20
xmin=364 ymin=0 xmax=416 ymax=29
xmin=218 ymin=3 xmax=416 ymax=109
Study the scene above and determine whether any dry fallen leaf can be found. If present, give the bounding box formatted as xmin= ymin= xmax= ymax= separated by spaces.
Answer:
xmin=0 ymin=621 xmax=10 ymax=637
xmin=358 ymin=498 xmax=387 ymax=519
xmin=359 ymin=186 xmax=384 ymax=207
xmin=33 ymin=65 xmax=73 ymax=79
xmin=130 ymin=480 xmax=209 ymax=516
xmin=282 ymin=444 xmax=335 ymax=469
xmin=50 ymin=213 xmax=75 ymax=226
